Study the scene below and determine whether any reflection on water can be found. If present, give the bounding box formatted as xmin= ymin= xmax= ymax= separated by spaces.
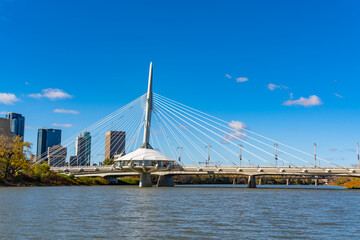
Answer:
xmin=0 ymin=185 xmax=359 ymax=240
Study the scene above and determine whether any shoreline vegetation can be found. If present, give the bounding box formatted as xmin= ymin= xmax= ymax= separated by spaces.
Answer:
xmin=1 ymin=136 xmax=359 ymax=188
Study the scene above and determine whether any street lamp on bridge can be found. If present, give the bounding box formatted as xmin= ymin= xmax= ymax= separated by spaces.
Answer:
xmin=238 ymin=144 xmax=243 ymax=167
xmin=314 ymin=143 xmax=317 ymax=168
xmin=274 ymin=143 xmax=278 ymax=167
xmin=177 ymin=146 xmax=183 ymax=164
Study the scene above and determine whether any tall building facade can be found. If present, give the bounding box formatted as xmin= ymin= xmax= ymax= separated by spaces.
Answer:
xmin=6 ymin=113 xmax=25 ymax=138
xmin=37 ymin=128 xmax=62 ymax=159
xmin=69 ymin=156 xmax=78 ymax=166
xmin=47 ymin=145 xmax=67 ymax=167
xmin=0 ymin=118 xmax=15 ymax=140
xmin=105 ymin=131 xmax=126 ymax=159
xmin=75 ymin=131 xmax=91 ymax=166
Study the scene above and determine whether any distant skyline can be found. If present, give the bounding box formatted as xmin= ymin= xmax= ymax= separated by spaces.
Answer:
xmin=0 ymin=0 xmax=359 ymax=165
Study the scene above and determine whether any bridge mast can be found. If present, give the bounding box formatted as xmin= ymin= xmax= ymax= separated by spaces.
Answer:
xmin=141 ymin=62 xmax=153 ymax=149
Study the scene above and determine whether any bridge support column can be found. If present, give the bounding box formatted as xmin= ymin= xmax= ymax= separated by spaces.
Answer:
xmin=259 ymin=178 xmax=263 ymax=185
xmin=139 ymin=173 xmax=152 ymax=187
xmin=286 ymin=179 xmax=290 ymax=185
xmin=247 ymin=175 xmax=257 ymax=188
xmin=156 ymin=175 xmax=174 ymax=187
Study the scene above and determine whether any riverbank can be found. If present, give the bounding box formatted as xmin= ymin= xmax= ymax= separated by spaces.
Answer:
xmin=2 ymin=170 xmax=359 ymax=188
xmin=328 ymin=176 xmax=360 ymax=189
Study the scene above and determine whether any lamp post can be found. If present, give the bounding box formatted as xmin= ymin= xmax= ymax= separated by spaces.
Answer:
xmin=238 ymin=144 xmax=243 ymax=167
xmin=274 ymin=143 xmax=278 ymax=167
xmin=177 ymin=146 xmax=183 ymax=164
xmin=314 ymin=143 xmax=317 ymax=168
xmin=205 ymin=145 xmax=212 ymax=166
xmin=357 ymin=142 xmax=359 ymax=169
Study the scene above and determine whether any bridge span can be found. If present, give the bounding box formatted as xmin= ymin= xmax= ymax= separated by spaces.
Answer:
xmin=52 ymin=165 xmax=360 ymax=188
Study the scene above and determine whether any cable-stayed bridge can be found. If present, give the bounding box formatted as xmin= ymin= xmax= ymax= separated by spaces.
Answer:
xmin=41 ymin=63 xmax=360 ymax=187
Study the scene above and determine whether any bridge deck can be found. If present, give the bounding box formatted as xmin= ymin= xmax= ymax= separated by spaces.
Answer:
xmin=52 ymin=166 xmax=360 ymax=178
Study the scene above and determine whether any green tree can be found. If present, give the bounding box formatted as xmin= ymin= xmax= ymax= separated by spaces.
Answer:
xmin=0 ymin=136 xmax=31 ymax=182
xmin=103 ymin=158 xmax=114 ymax=165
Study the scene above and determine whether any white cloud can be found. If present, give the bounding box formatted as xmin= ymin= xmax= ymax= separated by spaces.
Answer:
xmin=236 ymin=77 xmax=248 ymax=83
xmin=52 ymin=123 xmax=73 ymax=128
xmin=53 ymin=108 xmax=79 ymax=114
xmin=25 ymin=126 xmax=35 ymax=130
xmin=268 ymin=83 xmax=280 ymax=91
xmin=29 ymin=88 xmax=72 ymax=100
xmin=334 ymin=93 xmax=343 ymax=98
xmin=228 ymin=120 xmax=247 ymax=131
xmin=283 ymin=95 xmax=322 ymax=107
xmin=0 ymin=111 xmax=7 ymax=115
xmin=0 ymin=93 xmax=20 ymax=105
xmin=225 ymin=74 xmax=232 ymax=79
xmin=25 ymin=82 xmax=30 ymax=85
xmin=267 ymin=83 xmax=288 ymax=91
xmin=222 ymin=120 xmax=248 ymax=144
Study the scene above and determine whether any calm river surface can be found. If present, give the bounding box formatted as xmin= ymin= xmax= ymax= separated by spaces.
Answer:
xmin=0 ymin=185 xmax=359 ymax=240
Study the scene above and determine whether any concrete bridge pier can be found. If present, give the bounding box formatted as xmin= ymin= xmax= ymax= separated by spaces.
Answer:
xmin=314 ymin=179 xmax=319 ymax=186
xmin=248 ymin=175 xmax=257 ymax=188
xmin=156 ymin=175 xmax=174 ymax=187
xmin=259 ymin=178 xmax=263 ymax=185
xmin=286 ymin=179 xmax=290 ymax=185
xmin=139 ymin=173 xmax=152 ymax=187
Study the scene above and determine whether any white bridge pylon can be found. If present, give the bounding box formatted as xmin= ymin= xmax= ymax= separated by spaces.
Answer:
xmin=47 ymin=63 xmax=359 ymax=187
xmin=114 ymin=62 xmax=176 ymax=187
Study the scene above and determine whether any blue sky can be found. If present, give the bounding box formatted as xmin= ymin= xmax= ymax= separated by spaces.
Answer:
xmin=0 ymin=0 xmax=359 ymax=165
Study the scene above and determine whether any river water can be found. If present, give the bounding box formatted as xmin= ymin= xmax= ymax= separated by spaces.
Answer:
xmin=0 ymin=185 xmax=359 ymax=240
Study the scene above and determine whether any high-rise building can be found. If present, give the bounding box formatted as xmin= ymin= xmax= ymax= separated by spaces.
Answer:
xmin=37 ymin=128 xmax=62 ymax=160
xmin=0 ymin=118 xmax=15 ymax=140
xmin=47 ymin=145 xmax=67 ymax=167
xmin=69 ymin=156 xmax=78 ymax=166
xmin=76 ymin=131 xmax=91 ymax=166
xmin=6 ymin=113 xmax=25 ymax=139
xmin=105 ymin=131 xmax=126 ymax=159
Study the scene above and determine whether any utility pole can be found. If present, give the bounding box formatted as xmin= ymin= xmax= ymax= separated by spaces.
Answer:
xmin=205 ymin=145 xmax=212 ymax=166
xmin=239 ymin=144 xmax=243 ymax=167
xmin=274 ymin=143 xmax=278 ymax=167
xmin=357 ymin=142 xmax=359 ymax=168
xmin=314 ymin=143 xmax=317 ymax=168
xmin=177 ymin=146 xmax=183 ymax=164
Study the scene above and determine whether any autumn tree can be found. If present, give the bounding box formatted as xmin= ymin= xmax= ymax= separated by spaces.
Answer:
xmin=103 ymin=158 xmax=114 ymax=165
xmin=0 ymin=135 xmax=31 ymax=182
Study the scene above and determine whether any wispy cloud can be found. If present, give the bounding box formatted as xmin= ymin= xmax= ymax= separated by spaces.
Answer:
xmin=225 ymin=74 xmax=248 ymax=83
xmin=25 ymin=126 xmax=35 ymax=130
xmin=283 ymin=94 xmax=322 ymax=107
xmin=236 ymin=77 xmax=248 ymax=83
xmin=0 ymin=111 xmax=8 ymax=115
xmin=222 ymin=120 xmax=248 ymax=144
xmin=52 ymin=123 xmax=73 ymax=128
xmin=53 ymin=108 xmax=79 ymax=115
xmin=29 ymin=88 xmax=72 ymax=100
xmin=334 ymin=93 xmax=343 ymax=98
xmin=0 ymin=93 xmax=20 ymax=105
xmin=267 ymin=83 xmax=288 ymax=91
xmin=25 ymin=82 xmax=30 ymax=85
